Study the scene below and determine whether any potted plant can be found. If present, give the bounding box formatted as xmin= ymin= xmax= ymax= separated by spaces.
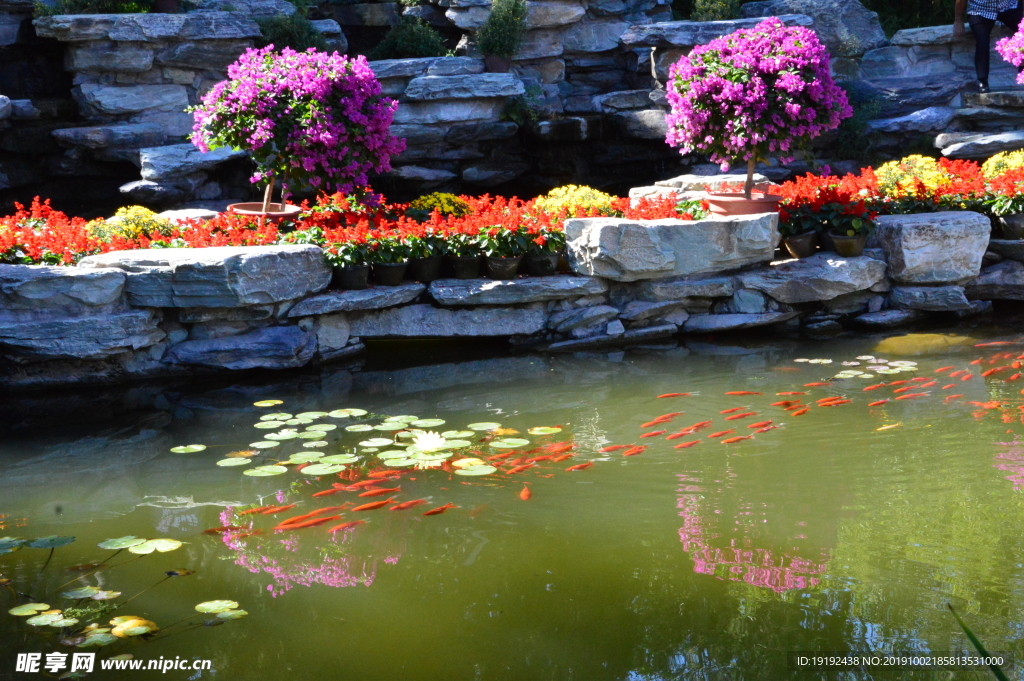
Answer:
xmin=404 ymin=225 xmax=447 ymax=282
xmin=664 ymin=17 xmax=852 ymax=217
xmin=325 ymin=240 xmax=370 ymax=290
xmin=778 ymin=218 xmax=819 ymax=259
xmin=190 ymin=46 xmax=405 ymax=221
xmin=524 ymin=222 xmax=565 ymax=275
xmin=479 ymin=225 xmax=528 ymax=279
xmin=367 ymin=231 xmax=410 ymax=286
xmin=477 ymin=0 xmax=526 ymax=73
xmin=827 ymin=206 xmax=873 ymax=257
xmin=445 ymin=226 xmax=484 ymax=279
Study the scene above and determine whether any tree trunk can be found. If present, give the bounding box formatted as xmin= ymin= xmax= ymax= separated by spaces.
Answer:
xmin=261 ymin=175 xmax=276 ymax=214
xmin=744 ymin=157 xmax=756 ymax=200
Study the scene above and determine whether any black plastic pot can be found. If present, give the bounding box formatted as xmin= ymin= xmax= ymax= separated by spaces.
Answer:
xmin=371 ymin=261 xmax=408 ymax=286
xmin=406 ymin=255 xmax=443 ymax=282
xmin=447 ymin=254 xmax=482 ymax=279
xmin=486 ymin=256 xmax=522 ymax=280
xmin=332 ymin=264 xmax=369 ymax=290
xmin=524 ymin=253 xmax=559 ymax=276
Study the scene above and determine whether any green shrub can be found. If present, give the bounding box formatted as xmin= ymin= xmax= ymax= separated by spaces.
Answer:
xmin=255 ymin=14 xmax=328 ymax=52
xmin=476 ymin=0 xmax=526 ymax=58
xmin=407 ymin=193 xmax=471 ymax=221
xmin=690 ymin=0 xmax=739 ymax=21
xmin=369 ymin=17 xmax=446 ymax=60
xmin=34 ymin=0 xmax=150 ymax=16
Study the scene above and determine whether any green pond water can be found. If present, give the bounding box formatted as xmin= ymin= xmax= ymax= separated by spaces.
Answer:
xmin=4 ymin=331 xmax=1024 ymax=680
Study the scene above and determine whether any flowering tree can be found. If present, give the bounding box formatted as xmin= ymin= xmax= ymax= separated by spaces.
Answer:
xmin=665 ymin=17 xmax=852 ymax=199
xmin=191 ymin=46 xmax=406 ymax=211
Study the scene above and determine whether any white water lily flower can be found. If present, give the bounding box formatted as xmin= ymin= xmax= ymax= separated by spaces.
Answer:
xmin=412 ymin=431 xmax=448 ymax=452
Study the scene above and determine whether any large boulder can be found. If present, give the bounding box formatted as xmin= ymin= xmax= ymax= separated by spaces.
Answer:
xmin=964 ymin=260 xmax=1024 ymax=300
xmin=0 ymin=309 xmax=164 ymax=359
xmin=889 ymin=285 xmax=971 ymax=311
xmin=348 ymin=303 xmax=547 ymax=337
xmin=740 ymin=0 xmax=887 ymax=58
xmin=941 ymin=131 xmax=1024 ymax=160
xmin=871 ymin=212 xmax=990 ymax=284
xmin=139 ymin=143 xmax=247 ymax=180
xmin=565 ymin=214 xmax=779 ymax=282
xmin=620 ymin=14 xmax=812 ymax=48
xmin=428 ymin=276 xmax=607 ymax=305
xmin=78 ymin=245 xmax=331 ymax=308
xmin=32 ymin=12 xmax=261 ymax=42
xmin=0 ymin=265 xmax=125 ymax=314
xmin=166 ymin=325 xmax=316 ymax=369
xmin=737 ymin=253 xmax=887 ymax=303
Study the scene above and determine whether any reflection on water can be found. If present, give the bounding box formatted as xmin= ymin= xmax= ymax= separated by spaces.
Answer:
xmin=3 ymin=330 xmax=1024 ymax=679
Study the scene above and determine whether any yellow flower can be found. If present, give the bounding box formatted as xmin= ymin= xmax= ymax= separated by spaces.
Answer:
xmin=874 ymin=155 xmax=950 ymax=198
xmin=982 ymin=150 xmax=1024 ymax=178
xmin=87 ymin=206 xmax=173 ymax=242
xmin=409 ymin=192 xmax=470 ymax=217
xmin=534 ymin=184 xmax=615 ymax=215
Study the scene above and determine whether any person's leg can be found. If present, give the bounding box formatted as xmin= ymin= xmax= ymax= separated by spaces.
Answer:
xmin=969 ymin=14 xmax=996 ymax=88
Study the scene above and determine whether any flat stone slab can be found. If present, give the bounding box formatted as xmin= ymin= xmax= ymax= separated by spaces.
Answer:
xmin=619 ymin=300 xmax=687 ymax=321
xmin=403 ymin=74 xmax=525 ymax=100
xmin=78 ymin=245 xmax=331 ymax=308
xmin=942 ymin=131 xmax=1024 ymax=159
xmin=548 ymin=305 xmax=619 ymax=332
xmin=737 ymin=253 xmax=887 ymax=303
xmin=682 ymin=311 xmax=798 ymax=333
xmin=166 ymin=325 xmax=316 ymax=370
xmin=965 ymin=260 xmax=1024 ymax=300
xmin=851 ymin=309 xmax=927 ymax=329
xmin=542 ymin=324 xmax=677 ymax=352
xmin=52 ymin=123 xmax=166 ymax=150
xmin=288 ymin=283 xmax=425 ymax=316
xmin=565 ymin=214 xmax=779 ymax=282
xmin=987 ymin=239 xmax=1024 ymax=262
xmin=428 ymin=276 xmax=606 ymax=305
xmin=77 ymin=84 xmax=188 ymax=116
xmin=872 ymin=212 xmax=990 ymax=284
xmin=348 ymin=303 xmax=546 ymax=337
xmin=620 ymin=14 xmax=812 ymax=47
xmin=0 ymin=309 xmax=163 ymax=359
xmin=140 ymin=144 xmax=247 ymax=180
xmin=0 ymin=264 xmax=125 ymax=313
xmin=889 ymin=285 xmax=971 ymax=311
xmin=634 ymin=275 xmax=739 ymax=301
xmin=33 ymin=12 xmax=261 ymax=42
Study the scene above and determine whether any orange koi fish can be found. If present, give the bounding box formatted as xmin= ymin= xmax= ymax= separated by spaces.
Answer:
xmin=934 ymin=366 xmax=954 ymax=373
xmin=674 ymin=440 xmax=701 ymax=449
xmin=526 ymin=454 xmax=553 ymax=463
xmin=975 ymin=341 xmax=1016 ymax=347
xmin=688 ymin=420 xmax=714 ymax=431
xmin=390 ymin=499 xmax=428 ymax=511
xmin=639 ymin=430 xmax=667 ymax=438
xmin=968 ymin=401 xmax=1002 ymax=409
xmin=505 ymin=463 xmax=535 ymax=475
xmin=312 ymin=489 xmax=342 ymax=498
xmin=747 ymin=421 xmax=772 ymax=428
xmin=909 ymin=377 xmax=932 ymax=383
xmin=369 ymin=470 xmax=402 ymax=479
xmin=352 ymin=497 xmax=397 ymax=511
xmin=720 ymin=436 xmax=752 ymax=444
xmin=720 ymin=407 xmax=747 ymax=414
xmin=622 ymin=446 xmax=647 ymax=456
xmin=1009 ymin=373 xmax=1023 ymax=381
xmin=423 ymin=503 xmax=457 ymax=516
xmin=328 ymin=520 xmax=366 ymax=533
xmin=724 ymin=412 xmax=757 ymax=420
xmin=346 ymin=479 xmax=382 ymax=489
xmin=821 ymin=399 xmax=852 ymax=406
xmin=544 ymin=442 xmax=575 ymax=454
xmin=944 ymin=394 xmax=964 ymax=402
xmin=970 ymin=359 xmax=983 ymax=365
xmin=862 ymin=384 xmax=887 ymax=391
xmin=867 ymin=399 xmax=889 ymax=406
xmin=949 ymin=370 xmax=966 ymax=378
xmin=655 ymin=412 xmax=683 ymax=420
xmin=725 ymin=391 xmax=762 ymax=395
xmin=599 ymin=445 xmax=630 ymax=452
xmin=754 ymin=425 xmax=778 ymax=433
xmin=771 ymin=400 xmax=801 ymax=407
xmin=941 ymin=384 xmax=956 ymax=390
xmin=1014 ymin=361 xmax=1023 ymax=369
xmin=708 ymin=429 xmax=735 ymax=438
xmin=259 ymin=504 xmax=296 ymax=515
xmin=665 ymin=431 xmax=692 ymax=440
xmin=358 ymin=487 xmax=400 ymax=498
xmin=895 ymin=393 xmax=928 ymax=400
xmin=518 ymin=486 xmax=532 ymax=501
xmin=658 ymin=393 xmax=692 ymax=398
xmin=961 ymin=373 xmax=974 ymax=381
xmin=565 ymin=462 xmax=594 ymax=471
xmin=276 ymin=515 xmax=339 ymax=530
xmin=981 ymin=367 xmax=1008 ymax=377
xmin=238 ymin=506 xmax=275 ymax=515
xmin=917 ymin=380 xmax=938 ymax=388
xmin=203 ymin=526 xmax=243 ymax=535
xmin=784 ymin=404 xmax=806 ymax=411
xmin=791 ymin=408 xmax=810 ymax=416
xmin=888 ymin=380 xmax=909 ymax=386
xmin=892 ymin=386 xmax=915 ymax=394
xmin=803 ymin=382 xmax=830 ymax=387
xmin=641 ymin=419 xmax=669 ymax=428
xmin=777 ymin=391 xmax=807 ymax=395
xmin=817 ymin=397 xmax=846 ymax=403
xmin=551 ymin=453 xmax=575 ymax=463
xmin=488 ymin=452 xmax=515 ymax=461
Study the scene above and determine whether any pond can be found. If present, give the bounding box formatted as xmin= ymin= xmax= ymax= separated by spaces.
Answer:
xmin=2 ymin=331 xmax=1024 ymax=680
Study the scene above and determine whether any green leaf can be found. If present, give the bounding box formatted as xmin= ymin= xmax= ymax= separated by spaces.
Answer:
xmin=243 ymin=465 xmax=289 ymax=476
xmin=467 ymin=422 xmax=502 ymax=431
xmin=62 ymin=586 xmax=100 ymax=599
xmin=454 ymin=465 xmax=498 ymax=476
xmin=195 ymin=600 xmax=238 ymax=614
xmin=0 ymin=537 xmax=26 ymax=554
xmin=306 ymin=424 xmax=337 ymax=432
xmin=97 ymin=536 xmax=146 ymax=550
xmin=28 ymin=613 xmax=78 ymax=627
xmin=253 ymin=400 xmax=284 ymax=407
xmin=329 ymin=408 xmax=367 ymax=418
xmin=411 ymin=418 xmax=445 ymax=427
xmin=260 ymin=413 xmax=292 ymax=420
xmin=28 ymin=535 xmax=75 ymax=549
xmin=299 ymin=463 xmax=345 ymax=475
xmin=345 ymin=424 xmax=374 ymax=432
xmin=296 ymin=411 xmax=328 ymax=419
xmin=285 ymin=453 xmax=324 ymax=464
xmin=319 ymin=454 xmax=360 ymax=464
xmin=359 ymin=438 xmax=395 ymax=447
xmin=528 ymin=426 xmax=562 ymax=435
xmin=249 ymin=441 xmax=281 ymax=449
xmin=170 ymin=444 xmax=207 ymax=454
xmin=77 ymin=633 xmax=117 ymax=647
xmin=128 ymin=538 xmax=183 ymax=555
xmin=217 ymin=458 xmax=252 ymax=467
xmin=9 ymin=603 xmax=50 ymax=616
xmin=215 ymin=609 xmax=248 ymax=620
xmin=490 ymin=438 xmax=530 ymax=448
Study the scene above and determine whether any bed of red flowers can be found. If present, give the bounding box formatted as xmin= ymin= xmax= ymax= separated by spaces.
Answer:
xmin=0 ymin=192 xmax=699 ymax=267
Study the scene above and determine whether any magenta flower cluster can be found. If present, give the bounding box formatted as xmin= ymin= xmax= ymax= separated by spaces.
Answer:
xmin=664 ymin=17 xmax=852 ymax=170
xmin=191 ymin=46 xmax=406 ymax=195
xmin=996 ymin=32 xmax=1024 ymax=83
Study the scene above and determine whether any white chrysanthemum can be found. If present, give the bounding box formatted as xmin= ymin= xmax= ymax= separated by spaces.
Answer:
xmin=412 ymin=431 xmax=448 ymax=452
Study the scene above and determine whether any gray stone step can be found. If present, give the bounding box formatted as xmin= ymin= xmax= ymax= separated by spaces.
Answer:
xmin=940 ymin=131 xmax=1024 ymax=159
xmin=682 ymin=311 xmax=799 ymax=333
xmin=961 ymin=88 xmax=1024 ymax=109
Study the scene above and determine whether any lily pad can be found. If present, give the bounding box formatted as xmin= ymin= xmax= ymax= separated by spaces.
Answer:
xmin=62 ymin=587 xmax=100 ymax=599
xmin=28 ymin=536 xmax=75 ymax=549
xmin=111 ymin=618 xmax=157 ymax=637
xmin=454 ymin=465 xmax=498 ymax=476
xmin=453 ymin=457 xmax=486 ymax=468
xmin=296 ymin=411 xmax=328 ymax=419
xmin=249 ymin=441 xmax=280 ymax=449
xmin=28 ymin=613 xmax=78 ymax=627
xmin=195 ymin=600 xmax=239 ymax=614
xmin=217 ymin=458 xmax=252 ymax=467
xmin=243 ymin=465 xmax=289 ymax=477
xmin=395 ymin=431 xmax=421 ymax=440
xmin=345 ymin=424 xmax=374 ymax=432
xmin=300 ymin=463 xmax=345 ymax=475
xmin=320 ymin=454 xmax=360 ymax=464
xmin=91 ymin=591 xmax=121 ymax=601
xmin=285 ymin=453 xmax=325 ymax=464
xmin=77 ymin=633 xmax=118 ymax=647
xmin=359 ymin=438 xmax=394 ymax=447
xmin=216 ymin=609 xmax=248 ymax=620
xmin=253 ymin=421 xmax=285 ymax=429
xmin=411 ymin=418 xmax=446 ymax=427
xmin=254 ymin=400 xmax=284 ymax=407
xmin=306 ymin=424 xmax=337 ymax=432
xmin=442 ymin=430 xmax=475 ymax=438
xmin=490 ymin=438 xmax=531 ymax=448
xmin=0 ymin=537 xmax=25 ymax=554
xmin=261 ymin=413 xmax=292 ymax=421
xmin=9 ymin=603 xmax=50 ymax=616
xmin=302 ymin=441 xmax=330 ymax=448
xmin=128 ymin=538 xmax=182 ymax=555
xmin=97 ymin=536 xmax=146 ymax=550
xmin=373 ymin=423 xmax=407 ymax=431
xmin=329 ymin=408 xmax=367 ymax=418
xmin=170 ymin=445 xmax=206 ymax=454
xmin=412 ymin=452 xmax=452 ymax=462
xmin=297 ymin=431 xmax=327 ymax=440
xmin=378 ymin=450 xmax=412 ymax=459
xmin=285 ymin=418 xmax=314 ymax=426
xmin=528 ymin=426 xmax=563 ymax=435
xmin=360 ymin=447 xmax=379 ymax=453
xmin=467 ymin=422 xmax=502 ymax=431
xmin=384 ymin=415 xmax=419 ymax=423
xmin=384 ymin=458 xmax=417 ymax=467
xmin=265 ymin=431 xmax=298 ymax=441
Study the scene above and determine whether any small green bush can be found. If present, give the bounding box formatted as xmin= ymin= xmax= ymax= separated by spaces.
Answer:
xmin=369 ymin=17 xmax=447 ymax=60
xmin=34 ymin=0 xmax=150 ymax=16
xmin=690 ymin=0 xmax=739 ymax=21
xmin=256 ymin=13 xmax=328 ymax=52
xmin=476 ymin=0 xmax=526 ymax=58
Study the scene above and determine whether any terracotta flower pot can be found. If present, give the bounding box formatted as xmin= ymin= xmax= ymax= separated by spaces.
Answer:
xmin=406 ymin=255 xmax=443 ymax=282
xmin=828 ymin=230 xmax=867 ymax=257
xmin=704 ymin=192 xmax=783 ymax=217
xmin=782 ymin=231 xmax=818 ymax=259
xmin=525 ymin=253 xmax=559 ymax=276
xmin=485 ymin=256 xmax=522 ymax=279
xmin=370 ymin=262 xmax=408 ymax=286
xmin=227 ymin=202 xmax=302 ymax=226
xmin=332 ymin=264 xmax=369 ymax=290
xmin=446 ymin=254 xmax=482 ymax=279
xmin=999 ymin=213 xmax=1024 ymax=240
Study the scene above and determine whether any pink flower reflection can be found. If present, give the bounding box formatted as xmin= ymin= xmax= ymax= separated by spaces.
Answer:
xmin=993 ymin=440 xmax=1024 ymax=491
xmin=676 ymin=475 xmax=829 ymax=593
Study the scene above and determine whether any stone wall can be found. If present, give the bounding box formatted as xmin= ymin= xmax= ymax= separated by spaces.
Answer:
xmin=4 ymin=209 xmax=1018 ymax=390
